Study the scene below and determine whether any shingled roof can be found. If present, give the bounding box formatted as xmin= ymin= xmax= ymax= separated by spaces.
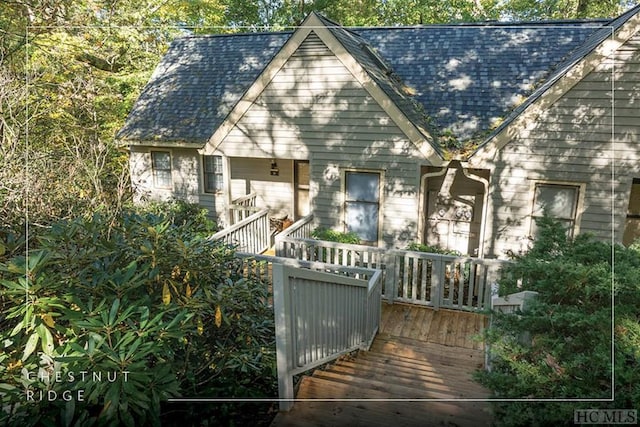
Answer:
xmin=117 ymin=11 xmax=630 ymax=149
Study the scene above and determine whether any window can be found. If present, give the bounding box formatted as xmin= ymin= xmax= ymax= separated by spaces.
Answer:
xmin=531 ymin=183 xmax=580 ymax=237
xmin=344 ymin=171 xmax=381 ymax=243
xmin=203 ymin=155 xmax=223 ymax=193
xmin=151 ymin=151 xmax=172 ymax=188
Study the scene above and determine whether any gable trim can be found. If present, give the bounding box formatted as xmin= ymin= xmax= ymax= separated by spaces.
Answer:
xmin=202 ymin=13 xmax=444 ymax=165
xmin=470 ymin=10 xmax=640 ymax=163
xmin=201 ymin=25 xmax=313 ymax=155
xmin=313 ymin=18 xmax=443 ymax=165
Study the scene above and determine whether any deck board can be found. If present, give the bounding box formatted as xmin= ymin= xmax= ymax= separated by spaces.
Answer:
xmin=271 ymin=303 xmax=492 ymax=427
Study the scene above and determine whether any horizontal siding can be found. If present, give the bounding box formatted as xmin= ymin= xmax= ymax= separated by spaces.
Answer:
xmin=486 ymin=31 xmax=640 ymax=256
xmin=129 ymin=147 xmax=200 ymax=204
xmin=230 ymin=157 xmax=293 ymax=218
xmin=218 ymin=31 xmax=426 ymax=248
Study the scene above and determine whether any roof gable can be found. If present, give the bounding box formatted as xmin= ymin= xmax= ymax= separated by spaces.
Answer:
xmin=203 ymin=12 xmax=444 ymax=163
xmin=471 ymin=3 xmax=640 ymax=161
xmin=117 ymin=7 xmax=640 ymax=156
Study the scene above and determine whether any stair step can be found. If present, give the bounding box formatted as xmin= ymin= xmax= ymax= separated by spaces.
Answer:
xmin=328 ymin=360 xmax=490 ymax=397
xmin=370 ymin=336 xmax=485 ymax=367
xmin=311 ymin=368 xmax=468 ymax=399
xmin=294 ymin=376 xmax=492 ymax=427
xmin=356 ymin=351 xmax=482 ymax=376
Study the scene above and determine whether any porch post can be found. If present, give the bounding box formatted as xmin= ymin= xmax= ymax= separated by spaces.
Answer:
xmin=272 ymin=263 xmax=294 ymax=411
xmin=431 ymin=254 xmax=443 ymax=310
xmin=223 ymin=155 xmax=233 ymax=227
xmin=384 ymin=253 xmax=396 ymax=304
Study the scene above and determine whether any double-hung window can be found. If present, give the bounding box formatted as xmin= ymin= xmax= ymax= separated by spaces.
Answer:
xmin=203 ymin=155 xmax=223 ymax=193
xmin=344 ymin=171 xmax=381 ymax=243
xmin=151 ymin=151 xmax=172 ymax=189
xmin=531 ymin=183 xmax=580 ymax=238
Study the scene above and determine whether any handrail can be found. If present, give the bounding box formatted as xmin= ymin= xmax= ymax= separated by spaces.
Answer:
xmin=275 ymin=213 xmax=314 ymax=241
xmin=231 ymin=192 xmax=257 ymax=206
xmin=235 ymin=252 xmax=381 ymax=412
xmin=209 ymin=208 xmax=270 ymax=253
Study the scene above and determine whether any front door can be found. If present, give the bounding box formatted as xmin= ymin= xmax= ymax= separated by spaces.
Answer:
xmin=423 ymin=167 xmax=485 ymax=256
xmin=294 ymin=160 xmax=310 ymax=219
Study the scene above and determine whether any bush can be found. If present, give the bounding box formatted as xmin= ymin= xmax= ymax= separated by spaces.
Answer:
xmin=476 ymin=217 xmax=640 ymax=426
xmin=406 ymin=242 xmax=462 ymax=256
xmin=133 ymin=199 xmax=218 ymax=235
xmin=0 ymin=209 xmax=275 ymax=426
xmin=311 ymin=228 xmax=360 ymax=244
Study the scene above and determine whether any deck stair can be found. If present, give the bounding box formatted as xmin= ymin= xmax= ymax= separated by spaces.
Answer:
xmin=271 ymin=304 xmax=493 ymax=427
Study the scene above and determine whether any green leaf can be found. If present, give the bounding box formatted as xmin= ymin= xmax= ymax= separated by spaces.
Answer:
xmin=36 ymin=323 xmax=54 ymax=355
xmin=10 ymin=320 xmax=24 ymax=337
xmin=63 ymin=398 xmax=75 ymax=427
xmin=109 ymin=298 xmax=120 ymax=325
xmin=22 ymin=333 xmax=39 ymax=361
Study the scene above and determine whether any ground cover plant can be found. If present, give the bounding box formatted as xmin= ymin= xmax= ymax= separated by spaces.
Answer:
xmin=0 ymin=203 xmax=277 ymax=426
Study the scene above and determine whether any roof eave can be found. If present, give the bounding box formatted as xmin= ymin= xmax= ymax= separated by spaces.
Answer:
xmin=469 ymin=5 xmax=640 ymax=164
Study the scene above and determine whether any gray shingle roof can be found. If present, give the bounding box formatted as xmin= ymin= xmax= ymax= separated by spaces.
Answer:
xmin=117 ymin=9 xmax=636 ymax=148
xmin=358 ymin=21 xmax=606 ymax=142
xmin=474 ymin=3 xmax=640 ymax=151
xmin=116 ymin=32 xmax=290 ymax=144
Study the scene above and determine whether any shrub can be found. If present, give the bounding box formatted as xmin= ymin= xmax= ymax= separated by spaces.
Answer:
xmin=0 ymin=209 xmax=275 ymax=426
xmin=476 ymin=217 xmax=640 ymax=426
xmin=311 ymin=228 xmax=360 ymax=244
xmin=406 ymin=242 xmax=462 ymax=256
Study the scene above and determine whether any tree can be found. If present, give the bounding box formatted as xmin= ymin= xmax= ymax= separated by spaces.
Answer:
xmin=476 ymin=217 xmax=640 ymax=426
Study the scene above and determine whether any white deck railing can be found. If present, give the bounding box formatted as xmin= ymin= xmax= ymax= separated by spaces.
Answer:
xmin=209 ymin=208 xmax=270 ymax=253
xmin=236 ymin=253 xmax=381 ymax=411
xmin=275 ymin=215 xmax=509 ymax=311
xmin=229 ymin=192 xmax=259 ymax=224
xmin=275 ymin=213 xmax=314 ymax=241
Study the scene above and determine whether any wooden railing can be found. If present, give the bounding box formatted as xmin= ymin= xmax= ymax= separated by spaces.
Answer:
xmin=229 ymin=192 xmax=259 ymax=224
xmin=209 ymin=208 xmax=270 ymax=253
xmin=275 ymin=218 xmax=509 ymax=311
xmin=236 ymin=252 xmax=381 ymax=411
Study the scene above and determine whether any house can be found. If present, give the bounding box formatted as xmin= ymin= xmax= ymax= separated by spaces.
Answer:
xmin=117 ymin=5 xmax=640 ymax=259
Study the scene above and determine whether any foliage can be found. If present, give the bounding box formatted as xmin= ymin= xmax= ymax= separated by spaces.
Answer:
xmin=1 ymin=0 xmax=632 ymax=229
xmin=311 ymin=227 xmax=361 ymax=244
xmin=133 ymin=199 xmax=218 ymax=236
xmin=476 ymin=217 xmax=640 ymax=426
xmin=0 ymin=210 xmax=276 ymax=426
xmin=406 ymin=242 xmax=462 ymax=256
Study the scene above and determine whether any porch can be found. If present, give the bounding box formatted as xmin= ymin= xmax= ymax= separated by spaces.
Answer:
xmin=213 ymin=204 xmax=509 ymax=422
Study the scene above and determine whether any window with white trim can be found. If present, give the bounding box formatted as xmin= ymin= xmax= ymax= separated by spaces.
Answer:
xmin=151 ymin=151 xmax=172 ymax=189
xmin=203 ymin=155 xmax=223 ymax=193
xmin=344 ymin=171 xmax=380 ymax=243
xmin=531 ymin=183 xmax=579 ymax=238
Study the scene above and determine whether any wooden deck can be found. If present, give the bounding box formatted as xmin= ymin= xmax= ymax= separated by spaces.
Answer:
xmin=270 ymin=303 xmax=492 ymax=427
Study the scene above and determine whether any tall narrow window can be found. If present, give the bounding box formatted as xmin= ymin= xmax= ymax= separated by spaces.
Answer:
xmin=345 ymin=171 xmax=380 ymax=243
xmin=203 ymin=155 xmax=223 ymax=193
xmin=531 ymin=183 xmax=579 ymax=237
xmin=151 ymin=151 xmax=172 ymax=189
